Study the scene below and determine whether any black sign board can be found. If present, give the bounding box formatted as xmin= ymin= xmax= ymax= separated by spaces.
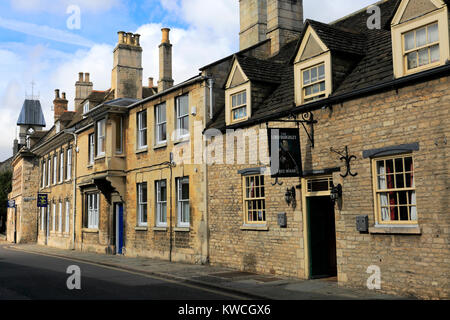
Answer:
xmin=37 ymin=194 xmax=48 ymax=208
xmin=268 ymin=128 xmax=303 ymax=178
xmin=7 ymin=200 xmax=15 ymax=208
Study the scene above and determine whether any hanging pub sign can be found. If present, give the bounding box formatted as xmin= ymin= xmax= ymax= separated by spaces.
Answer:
xmin=7 ymin=200 xmax=15 ymax=208
xmin=268 ymin=128 xmax=303 ymax=178
xmin=37 ymin=194 xmax=48 ymax=208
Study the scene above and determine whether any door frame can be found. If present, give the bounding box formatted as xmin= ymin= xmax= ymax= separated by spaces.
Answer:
xmin=301 ymin=176 xmax=334 ymax=279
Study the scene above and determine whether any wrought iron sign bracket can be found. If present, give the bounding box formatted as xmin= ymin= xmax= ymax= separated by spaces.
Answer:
xmin=330 ymin=146 xmax=358 ymax=178
xmin=266 ymin=111 xmax=317 ymax=148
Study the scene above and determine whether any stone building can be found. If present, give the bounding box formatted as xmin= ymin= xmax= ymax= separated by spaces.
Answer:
xmin=205 ymin=0 xmax=450 ymax=299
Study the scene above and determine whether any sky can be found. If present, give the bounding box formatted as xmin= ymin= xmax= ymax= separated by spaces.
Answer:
xmin=0 ymin=0 xmax=377 ymax=161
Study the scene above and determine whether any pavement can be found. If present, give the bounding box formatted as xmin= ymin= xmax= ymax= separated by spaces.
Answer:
xmin=0 ymin=241 xmax=409 ymax=300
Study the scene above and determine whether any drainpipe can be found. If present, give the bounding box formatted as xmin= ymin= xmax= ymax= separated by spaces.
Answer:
xmin=206 ymin=78 xmax=214 ymax=120
xmin=65 ymin=129 xmax=77 ymax=250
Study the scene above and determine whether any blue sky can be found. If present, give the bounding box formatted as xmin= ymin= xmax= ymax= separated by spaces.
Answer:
xmin=0 ymin=0 xmax=377 ymax=160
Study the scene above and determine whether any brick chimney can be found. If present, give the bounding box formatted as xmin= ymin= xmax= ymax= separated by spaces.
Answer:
xmin=266 ymin=0 xmax=303 ymax=55
xmin=112 ymin=31 xmax=143 ymax=99
xmin=54 ymin=89 xmax=68 ymax=122
xmin=74 ymin=72 xmax=93 ymax=114
xmin=158 ymin=28 xmax=174 ymax=93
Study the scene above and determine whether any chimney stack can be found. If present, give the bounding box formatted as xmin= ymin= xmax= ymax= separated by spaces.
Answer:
xmin=75 ymin=72 xmax=93 ymax=114
xmin=158 ymin=28 xmax=174 ymax=93
xmin=54 ymin=89 xmax=68 ymax=122
xmin=239 ymin=0 xmax=268 ymax=51
xmin=111 ymin=31 xmax=143 ymax=99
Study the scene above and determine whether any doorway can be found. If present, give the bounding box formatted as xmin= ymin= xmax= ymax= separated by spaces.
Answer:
xmin=113 ymin=203 xmax=124 ymax=255
xmin=307 ymin=196 xmax=337 ymax=279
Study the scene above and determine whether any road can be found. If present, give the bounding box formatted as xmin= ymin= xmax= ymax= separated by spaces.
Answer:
xmin=0 ymin=244 xmax=243 ymax=300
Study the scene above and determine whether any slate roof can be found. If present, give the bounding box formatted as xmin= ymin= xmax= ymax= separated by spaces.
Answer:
xmin=207 ymin=0 xmax=448 ymax=131
xmin=17 ymin=99 xmax=46 ymax=127
xmin=234 ymin=55 xmax=284 ymax=85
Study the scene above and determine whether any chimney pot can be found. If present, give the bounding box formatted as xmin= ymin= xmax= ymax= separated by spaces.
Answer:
xmin=126 ymin=32 xmax=133 ymax=45
xmin=149 ymin=77 xmax=154 ymax=88
xmin=161 ymin=28 xmax=170 ymax=44
xmin=85 ymin=73 xmax=90 ymax=83
xmin=62 ymin=92 xmax=66 ymax=100
xmin=134 ymin=34 xmax=141 ymax=46
xmin=55 ymin=89 xmax=60 ymax=99
xmin=78 ymin=72 xmax=84 ymax=82
xmin=118 ymin=31 xmax=125 ymax=44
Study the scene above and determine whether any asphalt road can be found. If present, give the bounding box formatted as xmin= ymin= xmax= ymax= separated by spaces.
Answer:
xmin=0 ymin=244 xmax=242 ymax=300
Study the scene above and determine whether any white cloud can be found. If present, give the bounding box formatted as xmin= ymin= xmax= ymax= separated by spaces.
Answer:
xmin=0 ymin=16 xmax=95 ymax=47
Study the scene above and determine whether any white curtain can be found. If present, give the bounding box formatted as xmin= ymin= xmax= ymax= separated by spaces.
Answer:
xmin=378 ymin=164 xmax=390 ymax=221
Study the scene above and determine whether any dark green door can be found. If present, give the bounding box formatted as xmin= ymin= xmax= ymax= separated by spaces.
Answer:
xmin=307 ymin=196 xmax=337 ymax=279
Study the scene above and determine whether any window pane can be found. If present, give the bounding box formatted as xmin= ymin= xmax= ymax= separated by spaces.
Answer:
xmin=407 ymin=52 xmax=418 ymax=69
xmin=311 ymin=67 xmax=318 ymax=82
xmin=305 ymin=86 xmax=312 ymax=96
xmin=416 ymin=27 xmax=426 ymax=47
xmin=395 ymin=158 xmax=404 ymax=173
xmin=312 ymin=83 xmax=320 ymax=94
xmin=319 ymin=81 xmax=325 ymax=92
xmin=181 ymin=181 xmax=189 ymax=200
xmin=418 ymin=48 xmax=429 ymax=66
xmin=232 ymin=95 xmax=237 ymax=107
xmin=242 ymin=91 xmax=246 ymax=104
xmin=430 ymin=44 xmax=440 ymax=63
xmin=179 ymin=96 xmax=189 ymax=116
xmin=318 ymin=64 xmax=325 ymax=80
xmin=428 ymin=23 xmax=438 ymax=43
xmin=303 ymin=70 xmax=310 ymax=85
xmin=404 ymin=31 xmax=415 ymax=51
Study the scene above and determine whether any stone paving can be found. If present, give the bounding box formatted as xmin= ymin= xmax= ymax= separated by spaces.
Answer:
xmin=2 ymin=243 xmax=410 ymax=300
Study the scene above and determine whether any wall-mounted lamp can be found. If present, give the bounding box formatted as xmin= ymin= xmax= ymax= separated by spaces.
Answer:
xmin=330 ymin=184 xmax=342 ymax=202
xmin=285 ymin=187 xmax=296 ymax=207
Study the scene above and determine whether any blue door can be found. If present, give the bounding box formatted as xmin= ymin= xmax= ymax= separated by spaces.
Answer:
xmin=116 ymin=204 xmax=124 ymax=254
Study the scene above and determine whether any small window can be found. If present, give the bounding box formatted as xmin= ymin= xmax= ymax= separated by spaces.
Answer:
xmin=59 ymin=152 xmax=64 ymax=183
xmin=156 ymin=180 xmax=167 ymax=227
xmin=83 ymin=101 xmax=90 ymax=114
xmin=137 ymin=111 xmax=147 ymax=149
xmin=403 ymin=23 xmax=439 ymax=71
xmin=155 ymin=103 xmax=167 ymax=145
xmin=231 ymin=91 xmax=247 ymax=122
xmin=176 ymin=95 xmax=189 ymax=138
xmin=373 ymin=155 xmax=417 ymax=224
xmin=115 ymin=117 xmax=123 ymax=154
xmin=177 ymin=177 xmax=190 ymax=227
xmin=65 ymin=200 xmax=70 ymax=233
xmin=86 ymin=193 xmax=99 ymax=229
xmin=96 ymin=119 xmax=106 ymax=157
xmin=137 ymin=183 xmax=148 ymax=227
xmin=66 ymin=148 xmax=72 ymax=181
xmin=302 ymin=63 xmax=326 ymax=102
xmin=88 ymin=134 xmax=94 ymax=165
xmin=243 ymin=175 xmax=266 ymax=224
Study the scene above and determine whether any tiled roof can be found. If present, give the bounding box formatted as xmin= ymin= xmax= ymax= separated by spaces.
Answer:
xmin=207 ymin=0 xmax=431 ymax=131
xmin=235 ymin=55 xmax=284 ymax=84
xmin=17 ymin=99 xmax=46 ymax=127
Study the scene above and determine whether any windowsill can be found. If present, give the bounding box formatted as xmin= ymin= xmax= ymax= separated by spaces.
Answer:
xmin=174 ymin=227 xmax=190 ymax=232
xmin=153 ymin=226 xmax=168 ymax=232
xmin=153 ymin=143 xmax=167 ymax=150
xmin=229 ymin=117 xmax=249 ymax=125
xmin=114 ymin=153 xmax=125 ymax=158
xmin=369 ymin=225 xmax=421 ymax=235
xmin=135 ymin=226 xmax=148 ymax=231
xmin=95 ymin=155 xmax=106 ymax=161
xmin=82 ymin=228 xmax=99 ymax=233
xmin=135 ymin=147 xmax=148 ymax=154
xmin=240 ymin=225 xmax=269 ymax=231
xmin=173 ymin=137 xmax=190 ymax=145
xmin=87 ymin=164 xmax=93 ymax=169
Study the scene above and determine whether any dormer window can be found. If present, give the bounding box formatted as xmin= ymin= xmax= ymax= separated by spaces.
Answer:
xmin=83 ymin=102 xmax=90 ymax=114
xmin=404 ymin=23 xmax=440 ymax=71
xmin=391 ymin=0 xmax=449 ymax=78
xmin=231 ymin=91 xmax=247 ymax=121
xmin=302 ymin=63 xmax=326 ymax=102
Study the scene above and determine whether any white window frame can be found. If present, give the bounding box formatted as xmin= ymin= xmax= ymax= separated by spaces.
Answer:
xmin=137 ymin=183 xmax=148 ymax=227
xmin=59 ymin=152 xmax=64 ymax=183
xmin=230 ymin=90 xmax=247 ymax=122
xmin=96 ymin=119 xmax=106 ymax=157
xmin=177 ymin=177 xmax=190 ymax=228
xmin=65 ymin=200 xmax=70 ymax=233
xmin=40 ymin=207 xmax=45 ymax=231
xmin=88 ymin=133 xmax=94 ymax=165
xmin=42 ymin=161 xmax=46 ymax=188
xmin=87 ymin=193 xmax=99 ymax=229
xmin=156 ymin=180 xmax=167 ymax=227
xmin=53 ymin=155 xmax=57 ymax=185
xmin=176 ymin=95 xmax=190 ymax=139
xmin=155 ymin=103 xmax=167 ymax=145
xmin=137 ymin=110 xmax=147 ymax=149
xmin=83 ymin=101 xmax=90 ymax=114
xmin=47 ymin=159 xmax=51 ymax=187
xmin=403 ymin=22 xmax=440 ymax=72
xmin=52 ymin=203 xmax=56 ymax=232
xmin=301 ymin=63 xmax=326 ymax=102
xmin=243 ymin=175 xmax=266 ymax=225
xmin=58 ymin=202 xmax=62 ymax=233
xmin=66 ymin=148 xmax=72 ymax=181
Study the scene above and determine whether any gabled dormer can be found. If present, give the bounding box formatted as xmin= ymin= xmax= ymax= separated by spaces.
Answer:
xmin=391 ymin=0 xmax=450 ymax=78
xmin=224 ymin=55 xmax=283 ymax=125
